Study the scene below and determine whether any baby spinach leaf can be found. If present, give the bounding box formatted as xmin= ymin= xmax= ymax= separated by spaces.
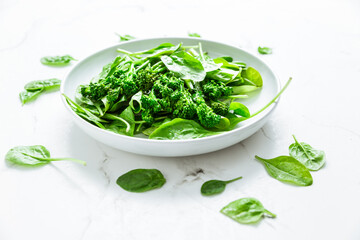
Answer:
xmin=201 ymin=176 xmax=242 ymax=196
xmin=188 ymin=32 xmax=201 ymax=37
xmin=149 ymin=118 xmax=219 ymax=140
xmin=221 ymin=198 xmax=276 ymax=224
xmin=258 ymin=46 xmax=272 ymax=55
xmin=213 ymin=58 xmax=240 ymax=70
xmin=255 ymin=155 xmax=313 ymax=186
xmin=241 ymin=67 xmax=263 ymax=87
xmin=229 ymin=102 xmax=250 ymax=118
xmin=289 ymin=135 xmax=325 ymax=171
xmin=40 ymin=55 xmax=76 ymax=66
xmin=196 ymin=43 xmax=221 ymax=72
xmin=103 ymin=106 xmax=135 ymax=136
xmin=161 ymin=51 xmax=206 ymax=82
xmin=116 ymin=169 xmax=166 ymax=192
xmin=24 ymin=78 xmax=61 ymax=91
xmin=207 ymin=68 xmax=240 ymax=82
xmin=116 ymin=33 xmax=135 ymax=41
xmin=19 ymin=89 xmax=43 ymax=105
xmin=20 ymin=78 xmax=61 ymax=105
xmin=5 ymin=145 xmax=86 ymax=167
xmin=129 ymin=91 xmax=142 ymax=113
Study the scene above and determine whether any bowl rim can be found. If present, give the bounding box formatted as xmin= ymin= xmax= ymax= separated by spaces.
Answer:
xmin=60 ymin=37 xmax=281 ymax=143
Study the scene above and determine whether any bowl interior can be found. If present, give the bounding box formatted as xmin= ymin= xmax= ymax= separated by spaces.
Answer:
xmin=61 ymin=37 xmax=279 ymax=142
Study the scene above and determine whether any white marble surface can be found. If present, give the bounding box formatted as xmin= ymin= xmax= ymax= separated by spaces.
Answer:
xmin=1 ymin=0 xmax=360 ymax=239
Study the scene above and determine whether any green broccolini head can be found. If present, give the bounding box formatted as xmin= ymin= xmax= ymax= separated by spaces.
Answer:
xmin=135 ymin=68 xmax=160 ymax=93
xmin=196 ymin=102 xmax=221 ymax=128
xmin=172 ymin=90 xmax=197 ymax=119
xmin=201 ymin=79 xmax=232 ymax=100
xmin=120 ymin=74 xmax=139 ymax=97
xmin=210 ymin=101 xmax=230 ymax=116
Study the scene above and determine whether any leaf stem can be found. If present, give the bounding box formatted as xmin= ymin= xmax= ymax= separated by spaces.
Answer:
xmin=264 ymin=209 xmax=277 ymax=218
xmin=46 ymin=158 xmax=87 ymax=166
xmin=225 ymin=176 xmax=243 ymax=184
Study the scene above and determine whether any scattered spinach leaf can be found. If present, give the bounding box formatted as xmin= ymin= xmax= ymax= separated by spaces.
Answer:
xmin=20 ymin=78 xmax=61 ymax=105
xmin=289 ymin=135 xmax=325 ymax=171
xmin=188 ymin=32 xmax=201 ymax=38
xmin=116 ymin=169 xmax=166 ymax=192
xmin=201 ymin=176 xmax=242 ymax=196
xmin=116 ymin=33 xmax=136 ymax=41
xmin=255 ymin=155 xmax=313 ymax=186
xmin=258 ymin=46 xmax=272 ymax=55
xmin=40 ymin=55 xmax=76 ymax=66
xmin=5 ymin=145 xmax=86 ymax=167
xmin=221 ymin=197 xmax=276 ymax=224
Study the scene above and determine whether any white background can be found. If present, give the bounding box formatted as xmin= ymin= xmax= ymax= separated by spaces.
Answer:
xmin=1 ymin=0 xmax=360 ymax=239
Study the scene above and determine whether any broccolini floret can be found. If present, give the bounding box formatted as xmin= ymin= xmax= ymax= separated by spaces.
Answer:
xmin=210 ymin=101 xmax=230 ymax=116
xmin=201 ymin=79 xmax=232 ymax=100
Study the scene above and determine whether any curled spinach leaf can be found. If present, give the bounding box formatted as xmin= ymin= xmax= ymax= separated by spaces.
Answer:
xmin=116 ymin=169 xmax=166 ymax=192
xmin=20 ymin=78 xmax=61 ymax=105
xmin=116 ymin=33 xmax=135 ymax=41
xmin=5 ymin=145 xmax=86 ymax=167
xmin=289 ymin=135 xmax=325 ymax=171
xmin=40 ymin=55 xmax=76 ymax=66
xmin=255 ymin=155 xmax=313 ymax=186
xmin=201 ymin=176 xmax=242 ymax=196
xmin=221 ymin=198 xmax=276 ymax=224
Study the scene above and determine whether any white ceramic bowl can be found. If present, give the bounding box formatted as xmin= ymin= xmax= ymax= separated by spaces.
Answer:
xmin=61 ymin=37 xmax=280 ymax=157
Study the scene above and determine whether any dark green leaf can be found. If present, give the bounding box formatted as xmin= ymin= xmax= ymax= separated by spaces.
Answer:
xmin=5 ymin=145 xmax=86 ymax=166
xmin=221 ymin=198 xmax=276 ymax=224
xmin=188 ymin=32 xmax=201 ymax=38
xmin=255 ymin=155 xmax=313 ymax=186
xmin=289 ymin=135 xmax=325 ymax=171
xmin=149 ymin=118 xmax=219 ymax=140
xmin=24 ymin=78 xmax=61 ymax=91
xmin=241 ymin=67 xmax=263 ymax=87
xmin=161 ymin=51 xmax=206 ymax=82
xmin=258 ymin=46 xmax=272 ymax=55
xmin=201 ymin=176 xmax=242 ymax=196
xmin=116 ymin=169 xmax=166 ymax=192
xmin=103 ymin=106 xmax=135 ymax=136
xmin=40 ymin=55 xmax=76 ymax=66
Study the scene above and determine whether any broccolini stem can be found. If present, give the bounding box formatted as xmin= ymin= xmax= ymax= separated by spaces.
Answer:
xmin=135 ymin=60 xmax=150 ymax=72
xmin=250 ymin=77 xmax=292 ymax=118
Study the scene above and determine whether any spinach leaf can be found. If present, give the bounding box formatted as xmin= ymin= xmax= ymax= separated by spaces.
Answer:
xmin=20 ymin=78 xmax=61 ymax=105
xmin=5 ymin=145 xmax=86 ymax=167
xmin=229 ymin=102 xmax=250 ymax=118
xmin=129 ymin=91 xmax=142 ymax=113
xmin=207 ymin=68 xmax=240 ymax=82
xmin=201 ymin=176 xmax=242 ymax=196
xmin=161 ymin=51 xmax=206 ymax=82
xmin=197 ymin=43 xmax=222 ymax=72
xmin=19 ymin=89 xmax=43 ymax=105
xmin=213 ymin=57 xmax=240 ymax=70
xmin=241 ymin=67 xmax=263 ymax=87
xmin=188 ymin=32 xmax=201 ymax=37
xmin=221 ymin=198 xmax=276 ymax=224
xmin=149 ymin=118 xmax=219 ymax=140
xmin=24 ymin=78 xmax=61 ymax=91
xmin=258 ymin=46 xmax=272 ymax=55
xmin=116 ymin=169 xmax=166 ymax=192
xmin=40 ymin=55 xmax=76 ymax=66
xmin=289 ymin=135 xmax=325 ymax=171
xmin=116 ymin=33 xmax=135 ymax=41
xmin=63 ymin=94 xmax=107 ymax=129
xmin=103 ymin=106 xmax=135 ymax=136
xmin=255 ymin=155 xmax=313 ymax=186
